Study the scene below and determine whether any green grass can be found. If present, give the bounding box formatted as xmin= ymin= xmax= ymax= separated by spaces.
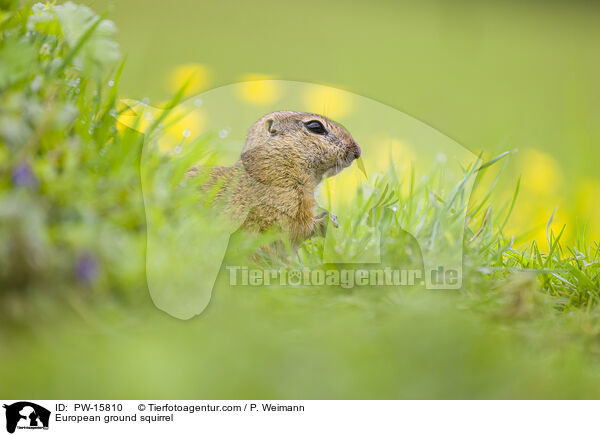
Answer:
xmin=2 ymin=1 xmax=600 ymax=399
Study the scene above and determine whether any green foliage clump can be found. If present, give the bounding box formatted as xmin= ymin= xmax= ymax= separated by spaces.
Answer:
xmin=0 ymin=2 xmax=145 ymax=313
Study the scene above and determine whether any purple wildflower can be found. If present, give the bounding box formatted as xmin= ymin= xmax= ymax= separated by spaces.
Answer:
xmin=75 ymin=252 xmax=99 ymax=284
xmin=11 ymin=162 xmax=37 ymax=188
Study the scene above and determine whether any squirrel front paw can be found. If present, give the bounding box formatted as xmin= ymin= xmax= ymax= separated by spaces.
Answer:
xmin=314 ymin=210 xmax=339 ymax=236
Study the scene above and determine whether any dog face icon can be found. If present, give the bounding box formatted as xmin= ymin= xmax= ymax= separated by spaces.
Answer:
xmin=3 ymin=402 xmax=50 ymax=434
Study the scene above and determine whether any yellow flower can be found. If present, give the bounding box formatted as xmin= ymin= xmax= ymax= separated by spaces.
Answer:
xmin=575 ymin=179 xmax=600 ymax=240
xmin=496 ymin=149 xmax=567 ymax=243
xmin=319 ymin=165 xmax=365 ymax=213
xmin=518 ymin=149 xmax=561 ymax=194
xmin=166 ymin=64 xmax=211 ymax=96
xmin=366 ymin=135 xmax=415 ymax=174
xmin=236 ymin=74 xmax=280 ymax=105
xmin=303 ymin=85 xmax=353 ymax=120
xmin=114 ymin=99 xmax=207 ymax=154
xmin=115 ymin=99 xmax=156 ymax=133
xmin=159 ymin=107 xmax=207 ymax=153
xmin=317 ymin=134 xmax=416 ymax=213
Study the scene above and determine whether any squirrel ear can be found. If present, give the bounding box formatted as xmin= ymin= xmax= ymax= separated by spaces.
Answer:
xmin=266 ymin=119 xmax=278 ymax=136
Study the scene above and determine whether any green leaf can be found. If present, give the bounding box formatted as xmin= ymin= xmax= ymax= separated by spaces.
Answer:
xmin=56 ymin=2 xmax=120 ymax=74
xmin=28 ymin=2 xmax=120 ymax=76
xmin=27 ymin=2 xmax=62 ymax=36
xmin=0 ymin=36 xmax=36 ymax=89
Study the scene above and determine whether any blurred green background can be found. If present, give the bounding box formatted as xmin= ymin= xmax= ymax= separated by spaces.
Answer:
xmin=86 ymin=0 xmax=600 ymax=239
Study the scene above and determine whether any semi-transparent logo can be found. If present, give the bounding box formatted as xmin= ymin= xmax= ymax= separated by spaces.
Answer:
xmin=118 ymin=81 xmax=478 ymax=319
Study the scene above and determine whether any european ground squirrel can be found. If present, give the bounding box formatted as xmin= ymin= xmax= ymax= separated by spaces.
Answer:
xmin=187 ymin=110 xmax=361 ymax=248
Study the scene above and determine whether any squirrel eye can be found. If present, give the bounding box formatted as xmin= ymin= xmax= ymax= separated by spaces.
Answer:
xmin=304 ymin=120 xmax=327 ymax=135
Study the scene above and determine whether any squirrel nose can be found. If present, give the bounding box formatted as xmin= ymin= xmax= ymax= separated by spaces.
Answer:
xmin=353 ymin=144 xmax=362 ymax=159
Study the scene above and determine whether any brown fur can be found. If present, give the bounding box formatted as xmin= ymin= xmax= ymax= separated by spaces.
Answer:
xmin=187 ymin=111 xmax=361 ymax=246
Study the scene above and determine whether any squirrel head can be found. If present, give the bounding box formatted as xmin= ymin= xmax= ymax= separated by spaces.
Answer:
xmin=240 ymin=111 xmax=361 ymax=188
